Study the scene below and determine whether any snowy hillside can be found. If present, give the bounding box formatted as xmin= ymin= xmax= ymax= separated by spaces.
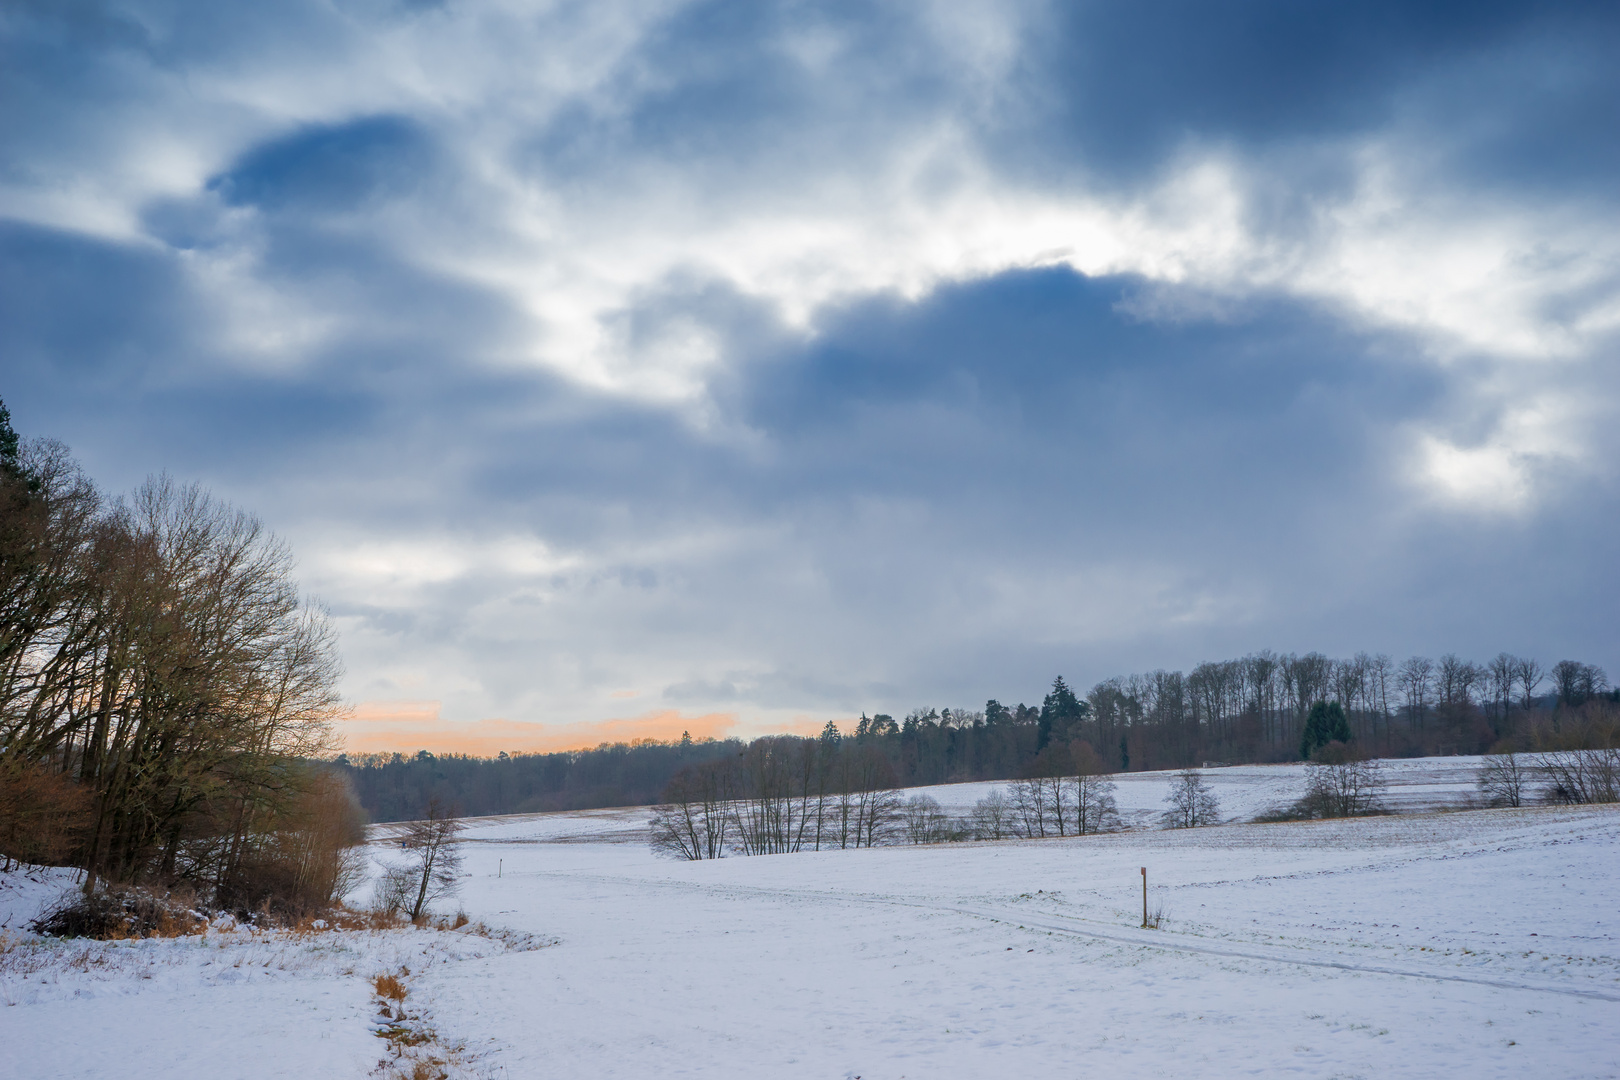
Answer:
xmin=428 ymin=754 xmax=1495 ymax=847
xmin=4 ymin=758 xmax=1617 ymax=1079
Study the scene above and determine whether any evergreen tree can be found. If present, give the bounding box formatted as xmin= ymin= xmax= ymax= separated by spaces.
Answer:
xmin=0 ymin=396 xmax=18 ymax=466
xmin=1301 ymin=700 xmax=1352 ymax=760
xmin=1038 ymin=676 xmax=1086 ymax=750
xmin=0 ymin=396 xmax=39 ymax=491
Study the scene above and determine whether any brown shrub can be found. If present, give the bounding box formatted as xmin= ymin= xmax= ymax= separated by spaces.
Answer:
xmin=373 ymin=972 xmax=408 ymax=1001
xmin=0 ymin=764 xmax=92 ymax=869
xmin=31 ymin=885 xmax=206 ymax=939
xmin=218 ymin=768 xmax=369 ymax=916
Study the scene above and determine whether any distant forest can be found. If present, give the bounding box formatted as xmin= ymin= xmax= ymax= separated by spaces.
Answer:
xmin=338 ymin=651 xmax=1616 ymax=822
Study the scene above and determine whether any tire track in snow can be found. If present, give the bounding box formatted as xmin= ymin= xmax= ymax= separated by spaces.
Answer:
xmin=932 ymin=902 xmax=1620 ymax=1003
xmin=521 ymin=866 xmax=1620 ymax=1004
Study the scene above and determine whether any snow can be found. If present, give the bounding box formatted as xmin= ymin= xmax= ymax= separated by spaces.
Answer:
xmin=900 ymin=755 xmax=1495 ymax=826
xmin=0 ymin=864 xmax=79 ymax=934
xmin=4 ymin=757 xmax=1618 ymax=1078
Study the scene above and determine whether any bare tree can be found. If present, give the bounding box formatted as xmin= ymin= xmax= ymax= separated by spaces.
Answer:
xmin=384 ymin=797 xmax=464 ymax=922
xmin=1297 ymin=749 xmax=1385 ymax=817
xmin=1552 ymin=661 xmax=1609 ymax=709
xmin=0 ymin=457 xmax=344 ymax=899
xmin=649 ymin=759 xmax=733 ymax=860
xmin=1477 ymin=753 xmax=1531 ymax=808
xmin=1333 ymin=656 xmax=1369 ymax=731
xmin=1010 ymin=776 xmax=1054 ymax=837
xmin=0 ymin=762 xmax=91 ymax=870
xmin=1513 ymin=657 xmax=1544 ymax=711
xmin=854 ymin=785 xmax=902 ymax=847
xmin=1067 ymin=742 xmax=1119 ymax=835
xmin=831 ymin=744 xmax=900 ymax=848
xmin=1435 ymin=654 xmax=1480 ymax=711
xmin=1486 ymin=654 xmax=1518 ymax=728
xmin=1537 ymin=748 xmax=1620 ymax=805
xmin=1367 ymin=653 xmax=1394 ymax=744
xmin=970 ymin=789 xmax=1014 ymax=840
xmin=1399 ymin=656 xmax=1434 ymax=731
xmin=1161 ymin=769 xmax=1219 ymax=828
xmin=901 ymin=794 xmax=951 ymax=844
xmin=732 ymin=737 xmax=800 ymax=855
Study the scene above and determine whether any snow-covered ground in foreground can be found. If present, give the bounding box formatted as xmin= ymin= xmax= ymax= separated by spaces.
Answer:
xmin=0 ymin=868 xmax=545 ymax=1078
xmin=4 ymin=757 xmax=1618 ymax=1079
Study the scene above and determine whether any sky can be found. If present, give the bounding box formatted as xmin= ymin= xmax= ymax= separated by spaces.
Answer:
xmin=3 ymin=1 xmax=1618 ymax=754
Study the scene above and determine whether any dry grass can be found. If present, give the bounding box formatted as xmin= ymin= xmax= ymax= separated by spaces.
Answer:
xmin=31 ymin=885 xmax=207 ymax=940
xmin=284 ymin=906 xmax=406 ymax=935
xmin=373 ymin=971 xmax=408 ymax=1001
xmin=368 ymin=965 xmax=466 ymax=1079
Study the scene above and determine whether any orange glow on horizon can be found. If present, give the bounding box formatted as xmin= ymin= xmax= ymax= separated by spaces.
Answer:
xmin=337 ymin=701 xmax=744 ymax=757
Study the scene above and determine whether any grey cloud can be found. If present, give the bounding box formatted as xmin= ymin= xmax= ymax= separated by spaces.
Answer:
xmin=2 ymin=0 xmax=1617 ymax=732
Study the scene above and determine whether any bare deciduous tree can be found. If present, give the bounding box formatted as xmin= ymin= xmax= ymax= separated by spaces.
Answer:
xmin=1552 ymin=661 xmax=1608 ymax=709
xmin=1010 ymin=775 xmax=1054 ymax=837
xmin=1513 ymin=657 xmax=1545 ymax=711
xmin=1477 ymin=753 xmax=1531 ymax=808
xmin=970 ymin=789 xmax=1013 ymax=839
xmin=1487 ymin=654 xmax=1518 ymax=727
xmin=381 ymin=798 xmax=464 ymax=922
xmin=649 ymin=760 xmax=733 ymax=860
xmin=1537 ymin=748 xmax=1620 ymax=805
xmin=0 ymin=436 xmax=344 ymax=905
xmin=1399 ymin=656 xmax=1434 ymax=731
xmin=901 ymin=794 xmax=951 ymax=844
xmin=1297 ymin=750 xmax=1385 ymax=817
xmin=1067 ymin=741 xmax=1119 ymax=835
xmin=1161 ymin=769 xmax=1219 ymax=829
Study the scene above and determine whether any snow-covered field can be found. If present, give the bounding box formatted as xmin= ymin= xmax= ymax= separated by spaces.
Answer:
xmin=4 ymin=758 xmax=1618 ymax=1079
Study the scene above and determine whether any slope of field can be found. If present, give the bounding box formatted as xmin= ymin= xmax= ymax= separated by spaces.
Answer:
xmin=891 ymin=754 xmax=1490 ymax=826
xmin=424 ymin=801 xmax=1618 ymax=1080
xmin=427 ymin=754 xmax=1494 ymax=847
xmin=3 ymin=758 xmax=1616 ymax=1079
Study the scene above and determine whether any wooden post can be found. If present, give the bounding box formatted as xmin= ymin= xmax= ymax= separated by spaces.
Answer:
xmin=1141 ymin=866 xmax=1147 ymax=928
xmin=498 ymin=858 xmax=502 ymax=878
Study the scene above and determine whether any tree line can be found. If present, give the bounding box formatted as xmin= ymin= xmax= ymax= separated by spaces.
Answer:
xmin=0 ymin=401 xmax=360 ymax=913
xmin=335 ymin=650 xmax=1616 ymax=824
xmin=650 ymin=710 xmax=1620 ymax=861
xmin=335 ymin=734 xmax=746 ymax=822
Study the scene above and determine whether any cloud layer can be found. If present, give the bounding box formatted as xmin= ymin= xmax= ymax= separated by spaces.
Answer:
xmin=4 ymin=0 xmax=1617 ymax=749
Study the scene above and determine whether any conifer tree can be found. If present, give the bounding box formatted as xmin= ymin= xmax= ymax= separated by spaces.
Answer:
xmin=1301 ymin=700 xmax=1352 ymax=760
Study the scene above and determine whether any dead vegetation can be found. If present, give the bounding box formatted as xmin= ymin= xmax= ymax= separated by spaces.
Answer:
xmin=24 ymin=885 xmax=484 ymax=941
xmin=0 ymin=764 xmax=92 ymax=871
xmin=369 ymin=965 xmax=463 ymax=1080
xmin=29 ymin=884 xmax=208 ymax=939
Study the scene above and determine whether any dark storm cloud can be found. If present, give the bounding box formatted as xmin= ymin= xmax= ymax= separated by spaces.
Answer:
xmin=1016 ymin=2 xmax=1620 ymax=190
